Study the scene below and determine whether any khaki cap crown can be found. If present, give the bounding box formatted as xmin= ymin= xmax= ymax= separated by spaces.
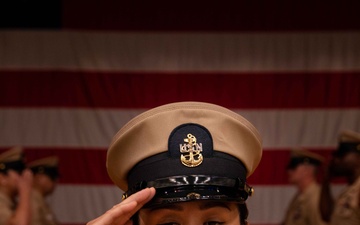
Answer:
xmin=27 ymin=156 xmax=59 ymax=168
xmin=339 ymin=130 xmax=360 ymax=143
xmin=290 ymin=148 xmax=325 ymax=163
xmin=0 ymin=146 xmax=23 ymax=163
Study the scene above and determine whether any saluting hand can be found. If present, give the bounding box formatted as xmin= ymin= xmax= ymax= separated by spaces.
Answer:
xmin=18 ymin=169 xmax=33 ymax=193
xmin=87 ymin=187 xmax=156 ymax=225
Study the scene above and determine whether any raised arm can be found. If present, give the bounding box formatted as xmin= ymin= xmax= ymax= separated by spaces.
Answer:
xmin=319 ymin=168 xmax=334 ymax=222
xmin=8 ymin=169 xmax=33 ymax=225
xmin=87 ymin=187 xmax=155 ymax=225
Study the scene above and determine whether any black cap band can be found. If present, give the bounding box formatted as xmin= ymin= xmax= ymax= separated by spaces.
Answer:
xmin=128 ymin=151 xmax=247 ymax=189
xmin=333 ymin=142 xmax=360 ymax=157
xmin=31 ymin=166 xmax=59 ymax=180
xmin=0 ymin=160 xmax=25 ymax=174
xmin=287 ymin=157 xmax=322 ymax=169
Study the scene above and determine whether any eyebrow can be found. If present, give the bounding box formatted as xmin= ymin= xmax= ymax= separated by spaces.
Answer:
xmin=198 ymin=202 xmax=231 ymax=211
xmin=149 ymin=202 xmax=231 ymax=212
xmin=149 ymin=204 xmax=183 ymax=212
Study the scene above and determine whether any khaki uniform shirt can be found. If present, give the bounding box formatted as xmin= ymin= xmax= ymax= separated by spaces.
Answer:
xmin=0 ymin=191 xmax=14 ymax=225
xmin=31 ymin=190 xmax=58 ymax=225
xmin=284 ymin=182 xmax=328 ymax=225
xmin=330 ymin=177 xmax=360 ymax=225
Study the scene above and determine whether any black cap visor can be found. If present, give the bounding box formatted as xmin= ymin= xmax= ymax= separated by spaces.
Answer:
xmin=31 ymin=166 xmax=60 ymax=181
xmin=333 ymin=142 xmax=360 ymax=158
xmin=287 ymin=157 xmax=321 ymax=170
xmin=124 ymin=175 xmax=253 ymax=207
xmin=0 ymin=160 xmax=25 ymax=174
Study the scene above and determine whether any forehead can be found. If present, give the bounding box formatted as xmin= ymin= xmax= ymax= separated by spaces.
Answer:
xmin=143 ymin=200 xmax=238 ymax=212
xmin=34 ymin=172 xmax=53 ymax=179
xmin=2 ymin=169 xmax=20 ymax=178
xmin=138 ymin=201 xmax=241 ymax=225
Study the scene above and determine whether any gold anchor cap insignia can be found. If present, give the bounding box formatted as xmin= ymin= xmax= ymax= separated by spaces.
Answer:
xmin=180 ymin=133 xmax=203 ymax=167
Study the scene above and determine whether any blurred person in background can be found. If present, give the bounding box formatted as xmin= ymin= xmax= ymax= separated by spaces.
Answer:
xmin=28 ymin=156 xmax=60 ymax=225
xmin=320 ymin=130 xmax=360 ymax=225
xmin=0 ymin=146 xmax=33 ymax=225
xmin=282 ymin=149 xmax=327 ymax=225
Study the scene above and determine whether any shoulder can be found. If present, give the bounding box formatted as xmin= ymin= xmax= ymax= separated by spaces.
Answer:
xmin=0 ymin=205 xmax=12 ymax=225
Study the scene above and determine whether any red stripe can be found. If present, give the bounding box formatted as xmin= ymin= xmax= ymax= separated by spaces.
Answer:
xmin=1 ymin=71 xmax=359 ymax=109
xmin=62 ymin=1 xmax=360 ymax=31
xmin=23 ymin=147 xmax=112 ymax=185
xmin=0 ymin=147 xmax=343 ymax=185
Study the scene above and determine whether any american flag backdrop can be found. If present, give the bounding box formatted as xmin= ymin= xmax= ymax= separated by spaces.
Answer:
xmin=1 ymin=1 xmax=360 ymax=225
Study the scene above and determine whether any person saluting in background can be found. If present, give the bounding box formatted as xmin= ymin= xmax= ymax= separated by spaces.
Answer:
xmin=0 ymin=146 xmax=33 ymax=225
xmin=320 ymin=130 xmax=360 ymax=225
xmin=28 ymin=156 xmax=60 ymax=225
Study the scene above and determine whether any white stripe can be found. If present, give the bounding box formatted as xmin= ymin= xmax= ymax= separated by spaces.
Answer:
xmin=1 ymin=31 xmax=360 ymax=72
xmin=1 ymin=108 xmax=359 ymax=149
xmin=49 ymin=184 xmax=346 ymax=224
xmin=236 ymin=109 xmax=360 ymax=149
xmin=0 ymin=108 xmax=144 ymax=148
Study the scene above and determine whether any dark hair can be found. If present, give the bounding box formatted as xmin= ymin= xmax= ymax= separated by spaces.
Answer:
xmin=239 ymin=203 xmax=249 ymax=225
xmin=132 ymin=203 xmax=248 ymax=225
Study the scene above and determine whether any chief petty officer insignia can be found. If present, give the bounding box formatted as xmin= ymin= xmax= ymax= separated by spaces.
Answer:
xmin=180 ymin=133 xmax=203 ymax=167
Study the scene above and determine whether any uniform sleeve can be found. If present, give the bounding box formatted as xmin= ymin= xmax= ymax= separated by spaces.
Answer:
xmin=306 ymin=193 xmax=328 ymax=225
xmin=0 ymin=202 xmax=13 ymax=225
xmin=31 ymin=196 xmax=41 ymax=225
xmin=31 ymin=193 xmax=59 ymax=225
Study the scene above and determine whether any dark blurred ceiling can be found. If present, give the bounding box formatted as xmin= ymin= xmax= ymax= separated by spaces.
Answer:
xmin=1 ymin=0 xmax=360 ymax=31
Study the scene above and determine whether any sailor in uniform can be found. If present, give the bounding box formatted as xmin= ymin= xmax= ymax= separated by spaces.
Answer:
xmin=87 ymin=101 xmax=263 ymax=225
xmin=0 ymin=147 xmax=33 ymax=225
xmin=320 ymin=130 xmax=360 ymax=225
xmin=28 ymin=156 xmax=60 ymax=225
xmin=283 ymin=149 xmax=327 ymax=225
